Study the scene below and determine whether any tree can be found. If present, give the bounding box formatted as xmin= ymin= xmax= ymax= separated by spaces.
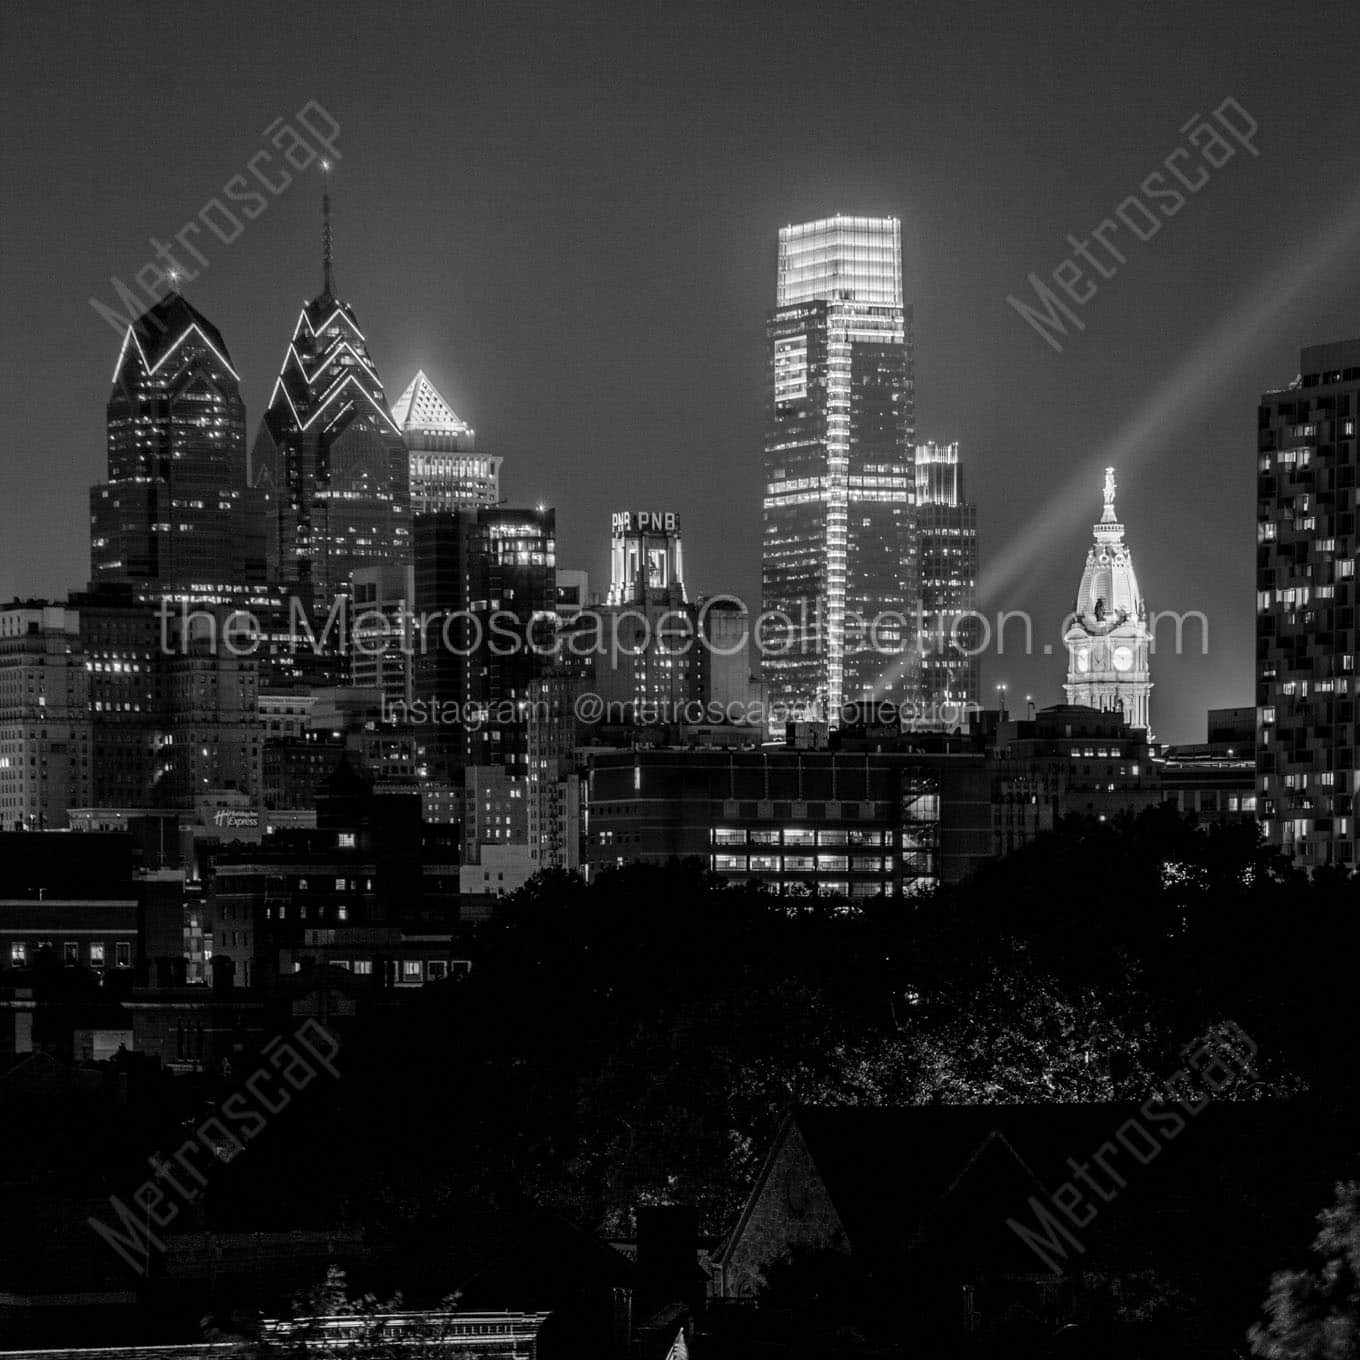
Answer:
xmin=227 ymin=1265 xmax=466 ymax=1360
xmin=1249 ymin=1181 xmax=1360 ymax=1359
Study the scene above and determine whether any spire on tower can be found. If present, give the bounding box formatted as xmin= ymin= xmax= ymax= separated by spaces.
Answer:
xmin=321 ymin=161 xmax=335 ymax=297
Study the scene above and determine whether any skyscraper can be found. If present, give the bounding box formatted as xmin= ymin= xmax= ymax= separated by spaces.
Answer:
xmin=392 ymin=370 xmax=501 ymax=514
xmin=253 ymin=180 xmax=409 ymax=607
xmin=412 ymin=506 xmax=557 ymax=775
xmin=761 ymin=215 xmax=917 ymax=726
xmin=915 ymin=441 xmax=979 ymax=723
xmin=90 ymin=292 xmax=266 ymax=598
xmin=1063 ymin=467 xmax=1152 ymax=730
xmin=593 ymin=510 xmax=695 ymax=719
xmin=1256 ymin=337 xmax=1359 ymax=869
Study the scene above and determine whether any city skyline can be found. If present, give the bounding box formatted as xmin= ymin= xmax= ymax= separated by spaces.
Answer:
xmin=3 ymin=1 xmax=1360 ymax=749
xmin=2 ymin=7 xmax=1358 ymax=1355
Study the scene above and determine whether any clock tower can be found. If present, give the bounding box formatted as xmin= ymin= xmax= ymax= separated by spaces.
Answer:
xmin=1063 ymin=467 xmax=1152 ymax=730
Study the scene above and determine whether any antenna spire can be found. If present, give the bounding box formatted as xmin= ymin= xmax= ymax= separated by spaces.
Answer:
xmin=322 ymin=161 xmax=335 ymax=297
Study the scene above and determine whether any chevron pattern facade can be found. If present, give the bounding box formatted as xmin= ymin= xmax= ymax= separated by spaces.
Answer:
xmin=253 ymin=295 xmax=409 ymax=605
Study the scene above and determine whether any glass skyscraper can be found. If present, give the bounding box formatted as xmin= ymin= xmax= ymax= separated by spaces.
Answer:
xmin=90 ymin=292 xmax=267 ymax=597
xmin=915 ymin=441 xmax=979 ymax=723
xmin=252 ymin=187 xmax=409 ymax=607
xmin=761 ymin=216 xmax=917 ymax=725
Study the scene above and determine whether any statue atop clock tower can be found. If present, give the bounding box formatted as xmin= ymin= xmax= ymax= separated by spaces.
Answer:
xmin=1063 ymin=466 xmax=1153 ymax=730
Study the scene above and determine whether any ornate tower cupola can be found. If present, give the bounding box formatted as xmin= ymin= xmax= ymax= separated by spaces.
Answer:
xmin=1063 ymin=466 xmax=1153 ymax=730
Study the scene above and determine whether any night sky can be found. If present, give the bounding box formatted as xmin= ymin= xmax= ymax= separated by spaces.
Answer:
xmin=3 ymin=0 xmax=1359 ymax=742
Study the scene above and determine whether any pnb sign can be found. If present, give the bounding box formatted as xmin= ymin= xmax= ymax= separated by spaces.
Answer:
xmin=612 ymin=511 xmax=678 ymax=535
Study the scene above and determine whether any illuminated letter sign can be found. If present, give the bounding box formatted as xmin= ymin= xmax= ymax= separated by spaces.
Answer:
xmin=613 ymin=511 xmax=678 ymax=535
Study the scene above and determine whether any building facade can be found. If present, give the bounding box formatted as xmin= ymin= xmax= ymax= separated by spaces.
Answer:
xmin=75 ymin=590 xmax=262 ymax=811
xmin=1063 ymin=467 xmax=1152 ymax=730
xmin=350 ymin=562 xmax=415 ymax=710
xmin=761 ymin=216 xmax=917 ymax=725
xmin=1159 ymin=706 xmax=1257 ymax=828
xmin=0 ymin=604 xmax=91 ymax=830
xmin=582 ymin=747 xmax=992 ymax=893
xmin=412 ymin=506 xmax=558 ymax=777
xmin=392 ymin=369 xmax=501 ymax=514
xmin=915 ymin=441 xmax=980 ymax=726
xmin=1256 ymin=337 xmax=1359 ymax=867
xmin=591 ymin=510 xmax=697 ymax=721
xmin=90 ymin=293 xmax=267 ymax=599
xmin=984 ymin=704 xmax=1160 ymax=856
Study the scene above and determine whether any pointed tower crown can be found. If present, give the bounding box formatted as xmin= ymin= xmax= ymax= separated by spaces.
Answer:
xmin=1074 ymin=465 xmax=1142 ymax=623
xmin=391 ymin=371 xmax=472 ymax=436
xmin=113 ymin=291 xmax=238 ymax=382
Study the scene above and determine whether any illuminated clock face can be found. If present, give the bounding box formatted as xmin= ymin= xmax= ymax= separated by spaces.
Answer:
xmin=1075 ymin=647 xmax=1090 ymax=673
xmin=1112 ymin=646 xmax=1134 ymax=672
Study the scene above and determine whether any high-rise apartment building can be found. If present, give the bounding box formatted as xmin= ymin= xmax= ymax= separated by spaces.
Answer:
xmin=392 ymin=370 xmax=501 ymax=514
xmin=761 ymin=215 xmax=917 ymax=726
xmin=0 ymin=604 xmax=92 ymax=829
xmin=1256 ymin=337 xmax=1359 ymax=868
xmin=915 ymin=442 xmax=979 ymax=725
xmin=253 ymin=186 xmax=409 ymax=607
xmin=90 ymin=293 xmax=267 ymax=599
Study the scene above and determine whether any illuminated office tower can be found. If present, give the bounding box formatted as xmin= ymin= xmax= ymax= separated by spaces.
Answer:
xmin=90 ymin=292 xmax=266 ymax=598
xmin=761 ymin=215 xmax=917 ymax=726
xmin=915 ymin=442 xmax=979 ymax=723
xmin=253 ymin=180 xmax=409 ymax=607
xmin=392 ymin=370 xmax=502 ymax=513
xmin=1256 ymin=337 xmax=1359 ymax=869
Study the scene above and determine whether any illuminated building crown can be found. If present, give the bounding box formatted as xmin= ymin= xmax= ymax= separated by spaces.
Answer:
xmin=260 ymin=175 xmax=401 ymax=447
xmin=391 ymin=370 xmax=472 ymax=438
xmin=1073 ymin=466 xmax=1144 ymax=628
xmin=111 ymin=291 xmax=237 ymax=386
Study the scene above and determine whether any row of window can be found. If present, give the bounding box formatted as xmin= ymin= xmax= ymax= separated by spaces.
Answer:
xmin=9 ymin=940 xmax=131 ymax=967
xmin=712 ymin=827 xmax=890 ymax=847
xmin=297 ymin=957 xmax=452 ymax=982
xmin=712 ymin=853 xmax=892 ymax=872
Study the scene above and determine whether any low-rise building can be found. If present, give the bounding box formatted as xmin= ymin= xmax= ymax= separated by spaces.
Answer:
xmin=582 ymin=747 xmax=993 ymax=895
